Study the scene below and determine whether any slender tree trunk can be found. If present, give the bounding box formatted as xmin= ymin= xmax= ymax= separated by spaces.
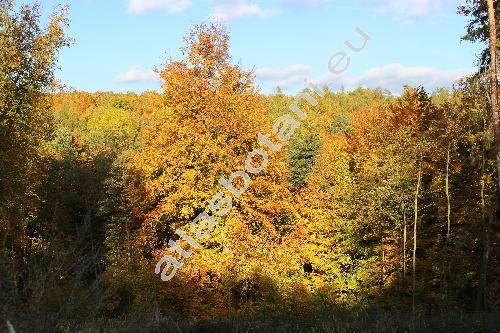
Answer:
xmin=487 ymin=0 xmax=500 ymax=190
xmin=403 ymin=209 xmax=407 ymax=278
xmin=381 ymin=237 xmax=386 ymax=284
xmin=446 ymin=143 xmax=452 ymax=241
xmin=477 ymin=211 xmax=492 ymax=311
xmin=477 ymin=131 xmax=490 ymax=311
xmin=413 ymin=170 xmax=422 ymax=315
xmin=475 ymin=0 xmax=497 ymax=311
xmin=440 ymin=143 xmax=452 ymax=302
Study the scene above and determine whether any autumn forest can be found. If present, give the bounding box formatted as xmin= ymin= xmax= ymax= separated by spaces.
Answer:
xmin=1 ymin=0 xmax=499 ymax=332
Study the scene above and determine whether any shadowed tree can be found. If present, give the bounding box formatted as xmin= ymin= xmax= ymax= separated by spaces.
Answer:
xmin=0 ymin=0 xmax=70 ymax=315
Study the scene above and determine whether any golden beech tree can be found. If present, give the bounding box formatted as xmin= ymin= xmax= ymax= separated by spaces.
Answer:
xmin=126 ymin=23 xmax=297 ymax=316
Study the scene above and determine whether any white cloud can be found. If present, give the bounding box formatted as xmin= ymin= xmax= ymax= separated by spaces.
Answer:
xmin=275 ymin=75 xmax=309 ymax=89
xmin=368 ymin=0 xmax=455 ymax=19
xmin=210 ymin=0 xmax=278 ymax=21
xmin=115 ymin=68 xmax=161 ymax=84
xmin=127 ymin=0 xmax=191 ymax=14
xmin=352 ymin=63 xmax=468 ymax=91
xmin=311 ymin=63 xmax=471 ymax=94
xmin=256 ymin=64 xmax=312 ymax=90
xmin=279 ymin=0 xmax=330 ymax=9
xmin=255 ymin=64 xmax=311 ymax=81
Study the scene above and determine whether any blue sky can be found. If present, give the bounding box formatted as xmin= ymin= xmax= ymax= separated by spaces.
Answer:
xmin=39 ymin=0 xmax=482 ymax=94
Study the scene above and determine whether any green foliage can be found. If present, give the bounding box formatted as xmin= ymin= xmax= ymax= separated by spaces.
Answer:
xmin=330 ymin=113 xmax=351 ymax=134
xmin=84 ymin=105 xmax=140 ymax=154
xmin=459 ymin=0 xmax=499 ymax=72
xmin=287 ymin=131 xmax=321 ymax=187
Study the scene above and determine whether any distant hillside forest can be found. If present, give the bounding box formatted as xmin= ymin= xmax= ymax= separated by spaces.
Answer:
xmin=1 ymin=0 xmax=499 ymax=332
